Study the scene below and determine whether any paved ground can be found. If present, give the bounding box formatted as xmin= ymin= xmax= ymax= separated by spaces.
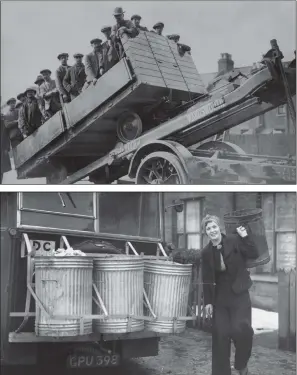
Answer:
xmin=117 ymin=328 xmax=296 ymax=375
xmin=3 ymin=328 xmax=295 ymax=375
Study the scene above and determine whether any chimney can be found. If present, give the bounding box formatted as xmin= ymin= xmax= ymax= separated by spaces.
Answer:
xmin=218 ymin=53 xmax=234 ymax=75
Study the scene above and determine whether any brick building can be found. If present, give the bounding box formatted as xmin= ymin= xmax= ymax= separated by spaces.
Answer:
xmin=200 ymin=53 xmax=295 ymax=135
xmin=163 ymin=192 xmax=296 ymax=312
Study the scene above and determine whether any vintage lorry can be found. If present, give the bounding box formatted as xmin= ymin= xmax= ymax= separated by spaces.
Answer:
xmin=9 ymin=35 xmax=296 ymax=184
xmin=1 ymin=192 xmax=193 ymax=372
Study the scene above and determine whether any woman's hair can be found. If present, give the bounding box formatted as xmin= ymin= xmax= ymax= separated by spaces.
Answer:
xmin=201 ymin=214 xmax=221 ymax=233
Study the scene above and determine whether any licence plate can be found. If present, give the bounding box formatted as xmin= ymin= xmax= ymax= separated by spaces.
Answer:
xmin=67 ymin=353 xmax=120 ymax=368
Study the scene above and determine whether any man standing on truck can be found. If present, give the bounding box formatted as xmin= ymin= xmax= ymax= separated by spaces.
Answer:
xmin=39 ymin=69 xmax=62 ymax=119
xmin=84 ymin=38 xmax=104 ymax=90
xmin=55 ymin=53 xmax=71 ymax=103
xmin=151 ymin=22 xmax=164 ymax=35
xmin=63 ymin=53 xmax=86 ymax=100
xmin=167 ymin=34 xmax=180 ymax=43
xmin=18 ymin=87 xmax=43 ymax=138
xmin=131 ymin=14 xmax=148 ymax=31
xmin=101 ymin=26 xmax=118 ymax=72
xmin=111 ymin=7 xmax=139 ymax=59
xmin=3 ymin=98 xmax=23 ymax=149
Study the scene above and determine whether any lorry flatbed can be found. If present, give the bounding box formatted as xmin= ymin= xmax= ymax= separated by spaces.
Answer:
xmin=9 ymin=38 xmax=296 ymax=184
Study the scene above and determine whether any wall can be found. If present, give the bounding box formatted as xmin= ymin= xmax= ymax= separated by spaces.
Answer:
xmin=164 ymin=192 xmax=296 ymax=312
xmin=224 ymin=134 xmax=296 ymax=156
xmin=163 ymin=192 xmax=234 ymax=247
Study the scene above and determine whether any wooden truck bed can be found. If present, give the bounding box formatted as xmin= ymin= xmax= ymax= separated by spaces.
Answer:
xmin=12 ymin=31 xmax=206 ymax=179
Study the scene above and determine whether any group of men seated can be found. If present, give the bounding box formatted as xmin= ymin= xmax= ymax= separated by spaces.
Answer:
xmin=2 ymin=6 xmax=191 ymax=150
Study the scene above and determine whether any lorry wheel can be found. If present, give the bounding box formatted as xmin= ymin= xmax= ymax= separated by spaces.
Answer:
xmin=135 ymin=151 xmax=189 ymax=184
xmin=117 ymin=111 xmax=143 ymax=144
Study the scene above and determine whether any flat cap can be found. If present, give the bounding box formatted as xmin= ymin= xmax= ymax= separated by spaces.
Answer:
xmin=73 ymin=53 xmax=84 ymax=58
xmin=101 ymin=26 xmax=112 ymax=33
xmin=34 ymin=75 xmax=44 ymax=84
xmin=113 ymin=6 xmax=125 ymax=15
xmin=16 ymin=101 xmax=23 ymax=109
xmin=153 ymin=22 xmax=164 ymax=29
xmin=24 ymin=87 xmax=37 ymax=95
xmin=131 ymin=14 xmax=141 ymax=20
xmin=57 ymin=53 xmax=69 ymax=60
xmin=167 ymin=34 xmax=180 ymax=41
xmin=6 ymin=98 xmax=16 ymax=105
xmin=40 ymin=69 xmax=51 ymax=75
xmin=16 ymin=92 xmax=26 ymax=100
xmin=90 ymin=38 xmax=102 ymax=44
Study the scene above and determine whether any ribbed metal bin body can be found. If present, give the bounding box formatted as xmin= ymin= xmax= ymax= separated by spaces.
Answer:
xmin=144 ymin=260 xmax=192 ymax=333
xmin=224 ymin=208 xmax=270 ymax=268
xmin=34 ymin=257 xmax=93 ymax=337
xmin=93 ymin=255 xmax=144 ymax=333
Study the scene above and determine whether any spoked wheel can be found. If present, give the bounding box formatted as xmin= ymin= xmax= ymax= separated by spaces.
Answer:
xmin=117 ymin=111 xmax=143 ymax=143
xmin=135 ymin=151 xmax=189 ymax=184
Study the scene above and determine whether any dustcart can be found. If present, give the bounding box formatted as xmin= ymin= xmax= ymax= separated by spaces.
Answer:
xmin=8 ymin=34 xmax=296 ymax=184
xmin=1 ymin=192 xmax=183 ymax=372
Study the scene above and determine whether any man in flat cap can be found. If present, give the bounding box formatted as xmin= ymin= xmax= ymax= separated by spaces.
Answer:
xmin=63 ymin=53 xmax=86 ymax=100
xmin=101 ymin=26 xmax=118 ymax=72
xmin=151 ymin=22 xmax=164 ymax=35
xmin=39 ymin=69 xmax=61 ymax=119
xmin=17 ymin=92 xmax=27 ymax=105
xmin=84 ymin=38 xmax=104 ymax=90
xmin=111 ymin=7 xmax=139 ymax=59
xmin=55 ymin=53 xmax=71 ymax=103
xmin=18 ymin=87 xmax=43 ymax=138
xmin=131 ymin=15 xmax=148 ymax=31
xmin=3 ymin=97 xmax=23 ymax=148
xmin=167 ymin=34 xmax=180 ymax=43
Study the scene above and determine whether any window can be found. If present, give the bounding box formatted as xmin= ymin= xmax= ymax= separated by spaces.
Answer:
xmin=176 ymin=199 xmax=202 ymax=250
xmin=277 ymin=105 xmax=286 ymax=116
xmin=98 ymin=192 xmax=161 ymax=239
xmin=254 ymin=193 xmax=296 ymax=274
xmin=17 ymin=192 xmax=162 ymax=240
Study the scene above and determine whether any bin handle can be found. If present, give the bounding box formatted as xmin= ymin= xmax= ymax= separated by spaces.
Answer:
xmin=143 ymin=288 xmax=156 ymax=319
xmin=60 ymin=235 xmax=71 ymax=250
xmin=126 ymin=242 xmax=139 ymax=256
xmin=92 ymin=283 xmax=108 ymax=316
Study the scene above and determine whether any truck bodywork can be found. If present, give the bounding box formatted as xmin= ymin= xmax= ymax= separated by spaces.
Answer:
xmin=1 ymin=192 xmax=171 ymax=369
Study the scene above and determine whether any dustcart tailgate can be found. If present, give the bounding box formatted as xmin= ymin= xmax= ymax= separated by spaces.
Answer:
xmin=8 ymin=330 xmax=164 ymax=343
xmin=63 ymin=58 xmax=134 ymax=129
xmin=13 ymin=111 xmax=65 ymax=169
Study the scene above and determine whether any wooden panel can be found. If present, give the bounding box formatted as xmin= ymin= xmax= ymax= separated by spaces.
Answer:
xmin=137 ymin=74 xmax=166 ymax=87
xmin=125 ymin=47 xmax=157 ymax=64
xmin=276 ymin=232 xmax=296 ymax=270
xmin=275 ymin=193 xmax=296 ymax=231
xmin=289 ymin=270 xmax=296 ymax=340
xmin=14 ymin=111 xmax=65 ymax=168
xmin=64 ymin=58 xmax=133 ymax=128
xmin=133 ymin=60 xmax=166 ymax=73
xmin=124 ymin=39 xmax=150 ymax=52
xmin=278 ymin=271 xmax=290 ymax=350
xmin=146 ymin=33 xmax=170 ymax=47
xmin=134 ymin=67 xmax=163 ymax=79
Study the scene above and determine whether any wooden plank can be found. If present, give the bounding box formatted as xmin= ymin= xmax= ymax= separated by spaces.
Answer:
xmin=278 ymin=271 xmax=290 ymax=350
xmin=134 ymin=67 xmax=163 ymax=79
xmin=64 ymin=58 xmax=133 ymax=128
xmin=124 ymin=38 xmax=150 ymax=52
xmin=126 ymin=47 xmax=157 ymax=64
xmin=165 ymin=80 xmax=188 ymax=91
xmin=14 ymin=111 xmax=65 ymax=168
xmin=133 ymin=60 xmax=164 ymax=73
xmin=179 ymin=65 xmax=200 ymax=75
xmin=146 ymin=33 xmax=170 ymax=47
xmin=289 ymin=270 xmax=296 ymax=351
xmin=138 ymin=74 xmax=166 ymax=87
